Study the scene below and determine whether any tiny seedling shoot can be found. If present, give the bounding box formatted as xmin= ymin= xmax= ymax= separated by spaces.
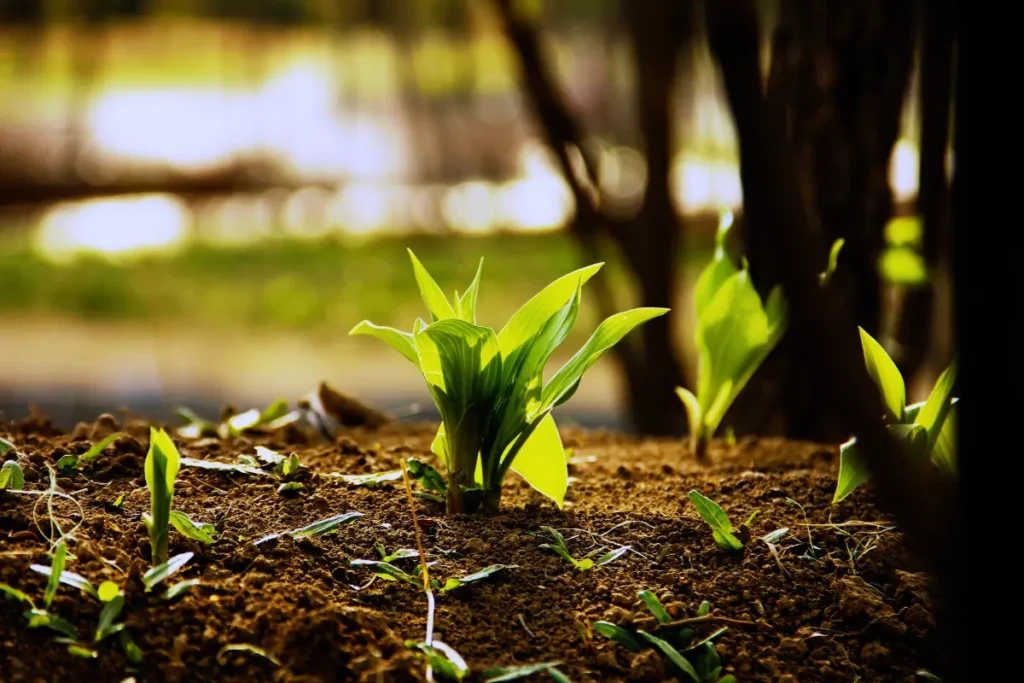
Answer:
xmin=833 ymin=327 xmax=957 ymax=502
xmin=675 ymin=212 xmax=787 ymax=462
xmin=350 ymin=249 xmax=667 ymax=513
xmin=144 ymin=428 xmax=181 ymax=566
xmin=688 ymin=490 xmax=758 ymax=552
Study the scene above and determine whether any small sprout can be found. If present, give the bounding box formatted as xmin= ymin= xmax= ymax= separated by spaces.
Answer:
xmin=335 ymin=470 xmax=403 ymax=486
xmin=538 ymin=527 xmax=592 ymax=571
xmin=66 ymin=643 xmax=98 ymax=658
xmin=593 ymin=621 xmax=644 ymax=651
xmin=57 ymin=432 xmax=125 ymax=473
xmin=0 ymin=436 xmax=15 ymax=454
xmin=177 ymin=400 xmax=299 ymax=440
xmin=351 ymin=251 xmax=666 ymax=514
xmin=282 ymin=453 xmax=300 ymax=478
xmin=168 ymin=510 xmax=218 ymax=544
xmin=675 ymin=216 xmax=787 ymax=461
xmin=29 ymin=564 xmax=98 ymax=600
xmin=834 ymin=329 xmax=957 ymax=502
xmin=179 ymin=457 xmax=265 ymax=476
xmin=406 ymin=458 xmax=447 ymax=493
xmin=44 ymin=540 xmax=67 ymax=608
xmin=142 ymin=552 xmax=193 ymax=592
xmin=254 ymin=446 xmax=285 ymax=466
xmin=350 ymin=559 xmax=423 ymax=587
xmin=110 ymin=493 xmax=126 ymax=509
xmin=95 ymin=593 xmax=126 ymax=642
xmin=819 ymin=238 xmax=845 ymax=286
xmin=688 ymin=491 xmax=756 ymax=552
xmin=145 ymin=428 xmax=181 ymax=566
xmin=26 ymin=610 xmax=78 ymax=639
xmin=696 ymin=601 xmax=710 ymax=617
xmin=408 ymin=640 xmax=469 ymax=681
xmin=762 ymin=527 xmax=788 ymax=544
xmin=637 ymin=631 xmax=702 ymax=682
xmin=483 ymin=662 xmax=566 ymax=682
xmin=254 ymin=511 xmax=364 ymax=545
xmin=163 ymin=578 xmax=201 ymax=601
xmin=217 ymin=643 xmax=282 ymax=667
xmin=0 ymin=460 xmax=25 ymax=490
xmin=594 ymin=546 xmax=630 ymax=567
xmin=277 ymin=481 xmax=304 ymax=495
xmin=439 ymin=564 xmax=519 ymax=593
xmin=638 ymin=590 xmax=672 ymax=624
xmin=120 ymin=630 xmax=143 ymax=663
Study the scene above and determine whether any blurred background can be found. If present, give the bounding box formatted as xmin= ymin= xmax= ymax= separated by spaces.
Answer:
xmin=0 ymin=0 xmax=951 ymax=435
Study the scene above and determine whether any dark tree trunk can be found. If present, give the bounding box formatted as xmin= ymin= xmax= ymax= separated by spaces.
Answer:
xmin=896 ymin=0 xmax=955 ymax=385
xmin=729 ymin=0 xmax=918 ymax=441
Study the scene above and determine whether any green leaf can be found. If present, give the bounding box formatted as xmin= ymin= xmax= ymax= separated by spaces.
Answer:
xmin=349 ymin=321 xmax=419 ymax=365
xmin=57 ymin=454 xmax=80 ymax=473
xmin=255 ymin=511 xmax=364 ymax=545
xmin=143 ymin=551 xmax=193 ymax=591
xmin=675 ymin=386 xmax=703 ymax=444
xmin=407 ymin=458 xmax=447 ymax=492
xmin=694 ymin=219 xmax=738 ymax=316
xmin=456 ymin=258 xmax=484 ymax=323
xmin=98 ymin=581 xmax=120 ymax=602
xmin=638 ymin=590 xmax=672 ymax=624
xmin=225 ymin=409 xmax=261 ymax=435
xmin=542 ymin=308 xmax=669 ymax=411
xmin=820 ymin=238 xmax=845 ymax=285
xmin=277 ymin=482 xmax=304 ymax=495
xmin=506 ymin=413 xmax=567 ymax=509
xmin=44 ymin=540 xmax=66 ymax=608
xmin=858 ymin=327 xmax=905 ymax=421
xmin=335 ymin=469 xmax=403 ymax=486
xmin=120 ymin=630 xmax=143 ymax=663
xmin=0 ymin=460 xmax=24 ymax=490
xmin=914 ymin=360 xmax=957 ymax=454
xmin=762 ymin=528 xmax=789 ymax=544
xmin=145 ymin=428 xmax=181 ymax=566
xmin=636 ymin=631 xmax=701 ymax=682
xmin=26 ymin=609 xmax=78 ymax=639
xmin=258 ymin=399 xmax=290 ymax=424
xmin=30 ymin=563 xmax=98 ymax=600
xmin=409 ymin=641 xmax=468 ymax=681
xmin=440 ymin=564 xmax=518 ymax=593
xmin=217 ymin=643 xmax=282 ymax=667
xmin=547 ymin=667 xmax=573 ymax=683
xmin=915 ymin=671 xmax=943 ymax=682
xmin=932 ymin=400 xmax=957 ymax=474
xmin=483 ymin=662 xmax=564 ymax=682
xmin=254 ymin=446 xmax=285 ymax=466
xmin=594 ymin=546 xmax=630 ymax=567
xmin=95 ymin=594 xmax=126 ymax=642
xmin=593 ymin=621 xmax=643 ymax=651
xmin=0 ymin=437 xmax=14 ymax=455
xmin=497 ymin=263 xmax=603 ymax=356
xmin=349 ymin=559 xmax=420 ymax=586
xmin=833 ymin=438 xmax=868 ymax=503
xmin=179 ymin=457 xmax=265 ymax=476
xmin=688 ymin=491 xmax=743 ymax=551
xmin=81 ymin=432 xmax=124 ymax=463
xmin=163 ymin=578 xmax=201 ymax=601
xmin=67 ymin=643 xmax=98 ymax=658
xmin=408 ymin=249 xmax=457 ymax=322
xmin=0 ymin=582 xmax=35 ymax=608
xmin=169 ymin=510 xmax=218 ymax=544
xmin=697 ymin=601 xmax=710 ymax=617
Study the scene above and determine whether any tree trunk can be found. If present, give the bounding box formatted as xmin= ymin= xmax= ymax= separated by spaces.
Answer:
xmin=730 ymin=0 xmax=918 ymax=441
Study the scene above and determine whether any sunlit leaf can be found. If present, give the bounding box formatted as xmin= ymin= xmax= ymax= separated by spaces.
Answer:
xmin=217 ymin=643 xmax=282 ymax=667
xmin=637 ymin=631 xmax=701 ymax=682
xmin=688 ymin=491 xmax=743 ymax=551
xmin=483 ymin=662 xmax=564 ymax=682
xmin=594 ymin=546 xmax=630 ymax=567
xmin=1 ymin=460 xmax=25 ymax=490
xmin=44 ymin=540 xmax=66 ymax=609
xmin=163 ymin=578 xmax=201 ymax=601
xmin=408 ymin=249 xmax=456 ymax=322
xmin=142 ymin=551 xmax=193 ymax=591
xmin=335 ymin=470 xmax=403 ymax=486
xmin=349 ymin=321 xmax=419 ymax=366
xmin=254 ymin=511 xmax=364 ymax=545
xmin=833 ymin=438 xmax=869 ymax=503
xmin=638 ymin=590 xmax=671 ymax=624
xmin=169 ymin=510 xmax=218 ymax=544
xmin=593 ymin=621 xmax=643 ymax=651
xmin=914 ymin=360 xmax=957 ymax=453
xmin=30 ymin=563 xmax=97 ymax=600
xmin=179 ymin=457 xmax=265 ymax=476
xmin=440 ymin=564 xmax=518 ymax=593
xmin=95 ymin=594 xmax=126 ymax=642
xmin=506 ymin=413 xmax=567 ymax=509
xmin=858 ymin=327 xmax=905 ymax=421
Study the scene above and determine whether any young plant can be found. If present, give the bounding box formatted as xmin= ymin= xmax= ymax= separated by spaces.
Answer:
xmin=833 ymin=327 xmax=957 ymax=502
xmin=688 ymin=490 xmax=758 ymax=552
xmin=1 ymin=459 xmax=24 ymax=491
xmin=593 ymin=591 xmax=734 ymax=683
xmin=144 ymin=428 xmax=181 ymax=566
xmin=350 ymin=250 xmax=667 ymax=513
xmin=176 ymin=399 xmax=300 ymax=440
xmin=537 ymin=526 xmax=629 ymax=571
xmin=675 ymin=214 xmax=787 ymax=461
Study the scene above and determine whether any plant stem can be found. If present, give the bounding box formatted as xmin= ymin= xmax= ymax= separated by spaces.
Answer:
xmin=481 ymin=487 xmax=502 ymax=514
xmin=446 ymin=469 xmax=469 ymax=515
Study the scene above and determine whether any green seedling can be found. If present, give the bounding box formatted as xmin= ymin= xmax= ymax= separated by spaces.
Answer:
xmin=594 ymin=592 xmax=732 ymax=683
xmin=675 ymin=214 xmax=787 ymax=461
xmin=56 ymin=432 xmax=124 ymax=474
xmin=144 ymin=428 xmax=180 ymax=566
xmin=336 ymin=469 xmax=404 ymax=486
xmin=254 ymin=511 xmax=364 ymax=545
xmin=179 ymin=456 xmax=265 ymax=476
xmin=483 ymin=662 xmax=570 ymax=682
xmin=2 ymin=545 xmax=83 ymax=653
xmin=351 ymin=250 xmax=667 ymax=513
xmin=252 ymin=446 xmax=305 ymax=494
xmin=833 ymin=327 xmax=958 ymax=502
xmin=1 ymin=460 xmax=24 ymax=490
xmin=439 ymin=564 xmax=518 ymax=593
xmin=537 ymin=526 xmax=630 ymax=571
xmin=177 ymin=399 xmax=300 ymax=440
xmin=142 ymin=551 xmax=194 ymax=592
xmin=688 ymin=490 xmax=757 ymax=552
xmin=408 ymin=641 xmax=470 ymax=681
xmin=0 ymin=436 xmax=15 ymax=455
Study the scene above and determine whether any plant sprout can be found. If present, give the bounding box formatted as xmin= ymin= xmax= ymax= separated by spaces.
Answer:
xmin=833 ymin=327 xmax=957 ymax=502
xmin=144 ymin=428 xmax=181 ymax=566
xmin=675 ymin=213 xmax=787 ymax=461
xmin=688 ymin=491 xmax=757 ymax=552
xmin=350 ymin=250 xmax=667 ymax=513
xmin=1 ymin=459 xmax=24 ymax=491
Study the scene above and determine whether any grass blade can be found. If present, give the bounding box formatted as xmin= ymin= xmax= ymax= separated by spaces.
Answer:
xmin=43 ymin=540 xmax=67 ymax=608
xmin=143 ymin=551 xmax=193 ymax=591
xmin=636 ymin=631 xmax=701 ymax=683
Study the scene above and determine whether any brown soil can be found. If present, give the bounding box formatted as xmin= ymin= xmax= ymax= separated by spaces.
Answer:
xmin=1 ymin=413 xmax=939 ymax=682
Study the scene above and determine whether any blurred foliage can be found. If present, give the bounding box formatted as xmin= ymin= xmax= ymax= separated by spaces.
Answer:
xmin=0 ymin=232 xmax=711 ymax=343
xmin=880 ymin=215 xmax=928 ymax=286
